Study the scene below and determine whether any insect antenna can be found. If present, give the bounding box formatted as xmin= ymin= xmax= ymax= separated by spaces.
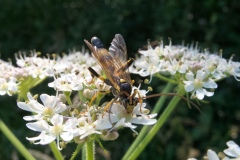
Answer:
xmin=143 ymin=93 xmax=201 ymax=112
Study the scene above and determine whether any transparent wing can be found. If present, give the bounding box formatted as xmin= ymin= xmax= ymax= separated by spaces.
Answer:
xmin=109 ymin=34 xmax=132 ymax=84
xmin=109 ymin=34 xmax=127 ymax=63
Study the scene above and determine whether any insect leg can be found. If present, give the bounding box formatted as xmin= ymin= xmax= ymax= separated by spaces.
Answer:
xmin=88 ymin=67 xmax=105 ymax=81
xmin=131 ymin=89 xmax=143 ymax=113
xmin=116 ymin=58 xmax=134 ymax=73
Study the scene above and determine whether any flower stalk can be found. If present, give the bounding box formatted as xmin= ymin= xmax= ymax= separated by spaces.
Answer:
xmin=49 ymin=141 xmax=64 ymax=160
xmin=123 ymin=85 xmax=185 ymax=160
xmin=0 ymin=120 xmax=36 ymax=160
xmin=86 ymin=140 xmax=95 ymax=160
xmin=70 ymin=143 xmax=84 ymax=160
xmin=122 ymin=82 xmax=174 ymax=159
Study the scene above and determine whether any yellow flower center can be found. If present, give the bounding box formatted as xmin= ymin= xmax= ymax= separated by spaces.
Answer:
xmin=194 ymin=79 xmax=203 ymax=88
xmin=51 ymin=125 xmax=63 ymax=135
xmin=42 ymin=107 xmax=54 ymax=118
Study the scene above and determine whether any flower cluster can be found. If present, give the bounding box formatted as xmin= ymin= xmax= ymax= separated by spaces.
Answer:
xmin=12 ymin=49 xmax=157 ymax=149
xmin=0 ymin=60 xmax=19 ymax=96
xmin=0 ymin=50 xmax=100 ymax=97
xmin=130 ymin=41 xmax=240 ymax=100
xmin=17 ymin=91 xmax=156 ymax=149
xmin=188 ymin=140 xmax=240 ymax=160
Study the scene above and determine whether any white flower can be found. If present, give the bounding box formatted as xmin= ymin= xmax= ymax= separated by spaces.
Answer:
xmin=129 ymin=45 xmax=162 ymax=77
xmin=224 ymin=141 xmax=240 ymax=158
xmin=26 ymin=114 xmax=74 ymax=150
xmin=17 ymin=92 xmax=67 ymax=121
xmin=226 ymin=60 xmax=240 ymax=81
xmin=0 ymin=77 xmax=18 ymax=96
xmin=77 ymin=117 xmax=102 ymax=139
xmin=48 ymin=73 xmax=84 ymax=91
xmin=15 ymin=51 xmax=55 ymax=79
xmin=75 ymin=108 xmax=112 ymax=139
xmin=183 ymin=70 xmax=218 ymax=100
xmin=109 ymin=103 xmax=157 ymax=133
xmin=166 ymin=58 xmax=188 ymax=75
xmin=131 ymin=84 xmax=149 ymax=98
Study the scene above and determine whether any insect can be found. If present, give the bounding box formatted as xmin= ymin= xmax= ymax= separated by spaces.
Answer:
xmin=84 ymin=34 xmax=198 ymax=114
xmin=84 ymin=34 xmax=141 ymax=113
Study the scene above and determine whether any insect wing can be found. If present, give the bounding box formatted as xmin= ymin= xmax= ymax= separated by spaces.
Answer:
xmin=109 ymin=34 xmax=132 ymax=84
xmin=84 ymin=39 xmax=120 ymax=90
xmin=109 ymin=34 xmax=127 ymax=63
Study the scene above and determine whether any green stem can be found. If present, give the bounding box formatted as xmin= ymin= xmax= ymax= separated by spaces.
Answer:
xmin=0 ymin=120 xmax=36 ymax=160
xmin=155 ymin=73 xmax=178 ymax=84
xmin=86 ymin=140 xmax=95 ymax=160
xmin=64 ymin=91 xmax=72 ymax=105
xmin=49 ymin=141 xmax=64 ymax=160
xmin=123 ymin=86 xmax=185 ymax=160
xmin=70 ymin=143 xmax=84 ymax=160
xmin=79 ymin=89 xmax=87 ymax=103
xmin=122 ymin=82 xmax=174 ymax=159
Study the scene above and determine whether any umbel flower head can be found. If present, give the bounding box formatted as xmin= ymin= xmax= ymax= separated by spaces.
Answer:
xmin=14 ymin=48 xmax=157 ymax=149
xmin=130 ymin=40 xmax=240 ymax=100
xmin=17 ymin=91 xmax=156 ymax=149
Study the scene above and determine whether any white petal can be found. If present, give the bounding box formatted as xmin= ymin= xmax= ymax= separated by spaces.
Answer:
xmin=40 ymin=94 xmax=53 ymax=107
xmin=196 ymin=88 xmax=205 ymax=100
xmin=111 ymin=103 xmax=125 ymax=114
xmin=207 ymin=149 xmax=219 ymax=160
xmin=23 ymin=115 xmax=40 ymax=121
xmin=185 ymin=72 xmax=194 ymax=81
xmin=26 ymin=131 xmax=56 ymax=145
xmin=26 ymin=120 xmax=49 ymax=132
xmin=50 ymin=114 xmax=63 ymax=125
xmin=28 ymin=101 xmax=45 ymax=113
xmin=54 ymin=103 xmax=67 ymax=113
xmin=226 ymin=141 xmax=237 ymax=147
xmin=184 ymin=82 xmax=194 ymax=92
xmin=113 ymin=118 xmax=137 ymax=129
xmin=95 ymin=118 xmax=112 ymax=130
xmin=224 ymin=141 xmax=240 ymax=157
xmin=40 ymin=134 xmax=56 ymax=145
xmin=26 ymin=133 xmax=42 ymax=141
xmin=60 ymin=132 xmax=73 ymax=142
xmin=203 ymin=89 xmax=214 ymax=97
xmin=132 ymin=103 xmax=147 ymax=115
xmin=203 ymin=80 xmax=218 ymax=89
xmin=131 ymin=117 xmax=157 ymax=125
xmin=17 ymin=102 xmax=32 ymax=112
xmin=196 ymin=70 xmax=207 ymax=80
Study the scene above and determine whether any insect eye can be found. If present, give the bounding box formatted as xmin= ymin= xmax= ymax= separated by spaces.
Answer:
xmin=91 ymin=37 xmax=104 ymax=49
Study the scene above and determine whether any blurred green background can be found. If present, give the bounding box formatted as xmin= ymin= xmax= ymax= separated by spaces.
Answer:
xmin=0 ymin=0 xmax=240 ymax=159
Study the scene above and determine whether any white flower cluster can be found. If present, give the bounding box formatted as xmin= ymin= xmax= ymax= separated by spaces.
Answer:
xmin=0 ymin=60 xmax=19 ymax=96
xmin=47 ymin=50 xmax=97 ymax=91
xmin=188 ymin=140 xmax=240 ymax=160
xmin=15 ymin=51 xmax=54 ymax=79
xmin=130 ymin=42 xmax=240 ymax=100
xmin=0 ymin=50 xmax=100 ymax=96
xmin=17 ymin=91 xmax=156 ymax=149
xmin=14 ymin=49 xmax=157 ymax=149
